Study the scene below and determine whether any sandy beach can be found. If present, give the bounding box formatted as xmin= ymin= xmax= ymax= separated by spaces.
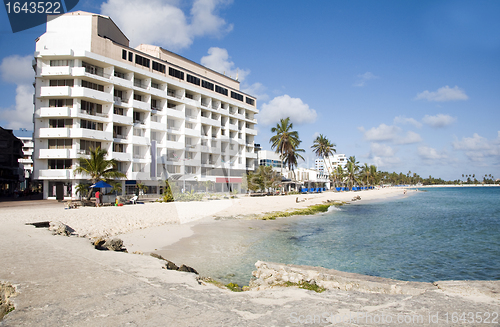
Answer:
xmin=1 ymin=187 xmax=499 ymax=326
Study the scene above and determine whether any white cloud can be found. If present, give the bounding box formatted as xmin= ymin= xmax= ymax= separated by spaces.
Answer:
xmin=371 ymin=143 xmax=396 ymax=157
xmin=0 ymin=55 xmax=34 ymax=129
xmin=360 ymin=124 xmax=401 ymax=142
xmin=353 ymin=71 xmax=379 ymax=87
xmin=393 ymin=116 xmax=422 ymax=128
xmin=0 ymin=55 xmax=33 ymax=84
xmin=259 ymin=95 xmax=317 ymax=125
xmin=0 ymin=85 xmax=34 ymax=129
xmin=415 ymin=85 xmax=468 ymax=102
xmin=241 ymin=82 xmax=268 ymax=103
xmin=418 ymin=146 xmax=448 ymax=160
xmin=368 ymin=143 xmax=401 ymax=168
xmin=200 ymin=47 xmax=249 ymax=81
xmin=396 ymin=131 xmax=423 ymax=144
xmin=100 ymin=0 xmax=232 ymax=50
xmin=422 ymin=114 xmax=457 ymax=127
xmin=452 ymin=133 xmax=500 ymax=162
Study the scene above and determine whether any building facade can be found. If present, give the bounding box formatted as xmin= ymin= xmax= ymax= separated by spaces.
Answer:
xmin=14 ymin=129 xmax=34 ymax=190
xmin=33 ymin=11 xmax=258 ymax=199
xmin=315 ymin=154 xmax=347 ymax=173
xmin=0 ymin=127 xmax=24 ymax=195
xmin=257 ymin=150 xmax=284 ymax=170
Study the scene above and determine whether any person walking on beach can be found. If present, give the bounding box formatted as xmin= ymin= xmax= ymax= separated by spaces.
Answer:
xmin=95 ymin=190 xmax=100 ymax=207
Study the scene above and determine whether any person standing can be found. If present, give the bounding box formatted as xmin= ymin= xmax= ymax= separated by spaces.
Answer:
xmin=95 ymin=190 xmax=100 ymax=207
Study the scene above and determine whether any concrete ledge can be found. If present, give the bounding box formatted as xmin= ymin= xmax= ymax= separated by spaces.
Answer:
xmin=250 ymin=261 xmax=435 ymax=295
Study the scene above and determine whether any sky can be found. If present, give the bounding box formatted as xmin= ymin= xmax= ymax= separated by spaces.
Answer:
xmin=1 ymin=0 xmax=499 ymax=180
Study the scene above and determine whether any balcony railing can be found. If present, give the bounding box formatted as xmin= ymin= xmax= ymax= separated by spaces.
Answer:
xmin=114 ymin=96 xmax=128 ymax=103
xmin=201 ymin=102 xmax=209 ymax=107
xmin=167 ymin=89 xmax=182 ymax=99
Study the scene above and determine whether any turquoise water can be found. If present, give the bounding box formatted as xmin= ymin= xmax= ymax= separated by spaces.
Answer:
xmin=162 ymin=187 xmax=500 ymax=286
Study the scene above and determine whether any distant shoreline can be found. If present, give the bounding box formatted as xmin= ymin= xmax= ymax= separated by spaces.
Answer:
xmin=408 ymin=184 xmax=500 ymax=188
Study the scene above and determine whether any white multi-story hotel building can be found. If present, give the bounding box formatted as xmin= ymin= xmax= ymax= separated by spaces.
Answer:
xmin=315 ymin=154 xmax=347 ymax=174
xmin=33 ymin=11 xmax=258 ymax=199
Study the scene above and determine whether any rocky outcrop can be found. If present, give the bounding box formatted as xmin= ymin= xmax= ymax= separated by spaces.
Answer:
xmin=250 ymin=261 xmax=433 ymax=295
xmin=0 ymin=282 xmax=17 ymax=321
xmin=49 ymin=221 xmax=75 ymax=236
xmin=150 ymin=253 xmax=198 ymax=274
xmin=93 ymin=237 xmax=127 ymax=252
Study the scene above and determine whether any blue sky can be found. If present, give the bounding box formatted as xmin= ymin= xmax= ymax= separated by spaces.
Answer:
xmin=1 ymin=0 xmax=499 ymax=180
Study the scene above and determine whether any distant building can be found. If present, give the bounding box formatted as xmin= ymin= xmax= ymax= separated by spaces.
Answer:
xmin=286 ymin=167 xmax=330 ymax=189
xmin=257 ymin=150 xmax=284 ymax=170
xmin=13 ymin=129 xmax=34 ymax=190
xmin=0 ymin=127 xmax=24 ymax=195
xmin=315 ymin=154 xmax=347 ymax=173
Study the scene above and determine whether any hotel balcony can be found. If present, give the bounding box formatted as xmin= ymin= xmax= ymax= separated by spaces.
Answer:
xmin=183 ymin=128 xmax=199 ymax=137
xmin=150 ymin=121 xmax=166 ymax=131
xmin=132 ymin=99 xmax=149 ymax=111
xmin=114 ymin=97 xmax=129 ymax=106
xmin=111 ymin=152 xmax=131 ymax=161
xmin=130 ymin=172 xmax=151 ymax=180
xmin=112 ymin=114 xmax=133 ymax=125
xmin=112 ymin=76 xmax=132 ymax=89
xmin=72 ymin=67 xmax=110 ymax=83
xmin=38 ymin=127 xmax=71 ymax=138
xmin=165 ymin=140 xmax=184 ymax=150
xmin=40 ymin=66 xmax=72 ymax=77
xmin=71 ymin=87 xmax=113 ymax=103
xmin=245 ymin=152 xmax=258 ymax=159
xmin=166 ymin=107 xmax=184 ymax=119
xmin=37 ymin=106 xmax=72 ymax=118
xmin=70 ymin=129 xmax=113 ymax=141
xmin=38 ymin=148 xmax=72 ymax=159
xmin=131 ymin=135 xmax=149 ymax=146
xmin=38 ymin=169 xmax=72 ymax=179
xmin=201 ymin=116 xmax=221 ymax=127
xmin=245 ymin=128 xmax=258 ymax=136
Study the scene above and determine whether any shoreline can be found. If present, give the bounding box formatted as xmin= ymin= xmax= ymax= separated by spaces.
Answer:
xmin=2 ymin=187 xmax=499 ymax=325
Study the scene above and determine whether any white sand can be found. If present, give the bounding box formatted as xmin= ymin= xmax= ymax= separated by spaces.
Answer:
xmin=2 ymin=188 xmax=409 ymax=253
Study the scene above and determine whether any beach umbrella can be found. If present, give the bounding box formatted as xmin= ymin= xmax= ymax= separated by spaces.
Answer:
xmin=90 ymin=180 xmax=112 ymax=188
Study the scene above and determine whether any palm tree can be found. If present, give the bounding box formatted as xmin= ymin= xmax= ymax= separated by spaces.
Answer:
xmin=311 ymin=134 xmax=336 ymax=176
xmin=73 ymin=147 xmax=127 ymax=199
xmin=75 ymin=182 xmax=90 ymax=200
xmin=270 ymin=117 xmax=301 ymax=177
xmin=110 ymin=182 xmax=122 ymax=196
xmin=369 ymin=164 xmax=378 ymax=186
xmin=283 ymin=140 xmax=305 ymax=180
xmin=345 ymin=156 xmax=360 ymax=190
xmin=361 ymin=163 xmax=371 ymax=186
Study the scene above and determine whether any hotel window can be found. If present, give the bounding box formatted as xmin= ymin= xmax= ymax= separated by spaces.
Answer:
xmin=122 ymin=49 xmax=127 ymax=60
xmin=202 ymin=80 xmax=214 ymax=91
xmin=80 ymin=119 xmax=103 ymax=131
xmin=128 ymin=52 xmax=133 ymax=62
xmin=135 ymin=55 xmax=150 ymax=68
xmin=80 ymin=140 xmax=101 ymax=153
xmin=185 ymin=122 xmax=194 ymax=129
xmin=168 ymin=67 xmax=184 ymax=80
xmin=151 ymin=99 xmax=160 ymax=110
xmin=114 ymin=70 xmax=126 ymax=79
xmin=49 ymin=79 xmax=74 ymax=86
xmin=48 ymin=139 xmax=72 ymax=149
xmin=152 ymin=61 xmax=166 ymax=73
xmin=133 ymin=93 xmax=143 ymax=101
xmin=215 ymin=85 xmax=228 ymax=96
xmin=82 ymin=61 xmax=104 ymax=77
xmin=81 ymin=80 xmax=104 ymax=91
xmin=151 ymin=82 xmax=160 ymax=89
xmin=167 ymin=134 xmax=177 ymax=142
xmin=50 ymin=59 xmax=74 ymax=67
xmin=187 ymin=74 xmax=200 ymax=86
xmin=49 ymin=99 xmax=73 ymax=107
xmin=246 ymin=97 xmax=255 ymax=106
xmin=49 ymin=119 xmax=72 ymax=128
xmin=185 ymin=152 xmax=195 ymax=159
xmin=81 ymin=100 xmax=102 ymax=115
xmin=113 ymin=125 xmax=124 ymax=138
xmin=231 ymin=91 xmax=244 ymax=101
xmin=113 ymin=107 xmax=125 ymax=116
xmin=48 ymin=159 xmax=72 ymax=169
xmin=113 ymin=143 xmax=125 ymax=153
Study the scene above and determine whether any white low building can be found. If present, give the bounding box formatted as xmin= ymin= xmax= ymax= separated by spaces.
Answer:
xmin=33 ymin=11 xmax=258 ymax=199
